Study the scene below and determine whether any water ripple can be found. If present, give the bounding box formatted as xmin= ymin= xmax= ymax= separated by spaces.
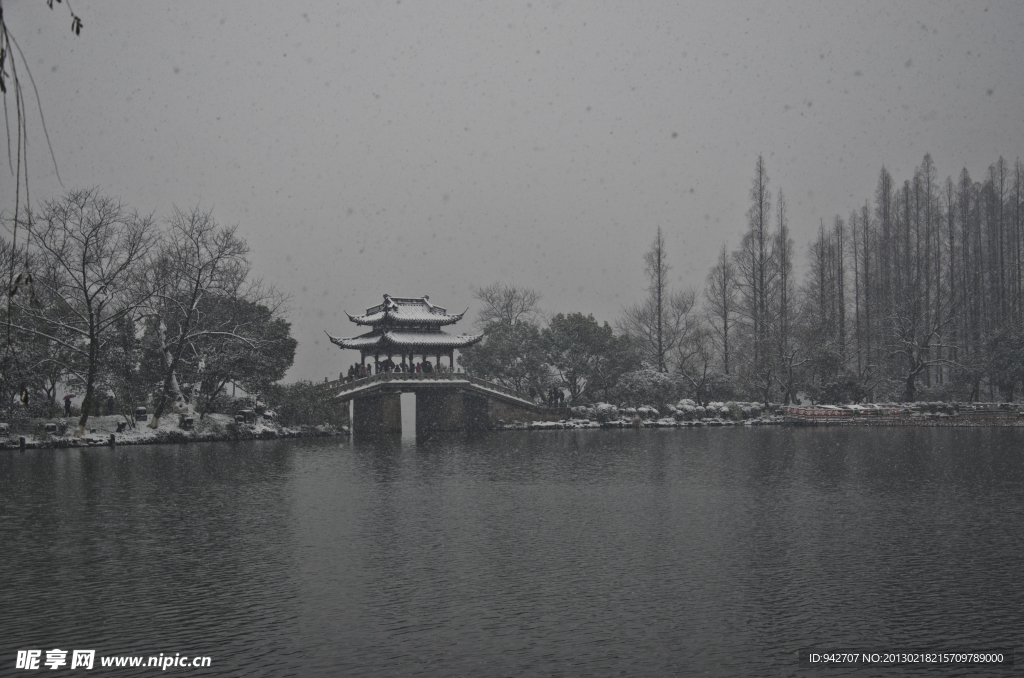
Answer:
xmin=1 ymin=430 xmax=1022 ymax=676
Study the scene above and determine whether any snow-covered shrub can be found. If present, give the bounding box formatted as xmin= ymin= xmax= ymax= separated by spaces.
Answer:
xmin=636 ymin=406 xmax=659 ymax=420
xmin=594 ymin=402 xmax=620 ymax=422
xmin=612 ymin=366 xmax=684 ymax=409
xmin=570 ymin=405 xmax=593 ymax=419
xmin=672 ymin=399 xmax=697 ymax=421
xmin=709 ymin=402 xmax=731 ymax=418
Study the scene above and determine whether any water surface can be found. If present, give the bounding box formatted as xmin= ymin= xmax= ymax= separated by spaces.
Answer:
xmin=1 ymin=427 xmax=1022 ymax=676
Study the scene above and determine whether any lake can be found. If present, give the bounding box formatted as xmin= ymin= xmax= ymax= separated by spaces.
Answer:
xmin=1 ymin=427 xmax=1022 ymax=676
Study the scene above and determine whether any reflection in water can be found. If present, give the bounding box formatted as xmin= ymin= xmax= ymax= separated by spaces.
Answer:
xmin=2 ymin=429 xmax=1022 ymax=676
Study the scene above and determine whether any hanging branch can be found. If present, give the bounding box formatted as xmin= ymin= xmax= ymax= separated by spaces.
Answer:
xmin=0 ymin=0 xmax=83 ymax=411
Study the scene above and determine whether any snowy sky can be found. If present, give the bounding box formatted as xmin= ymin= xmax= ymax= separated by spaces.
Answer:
xmin=2 ymin=1 xmax=1022 ymax=381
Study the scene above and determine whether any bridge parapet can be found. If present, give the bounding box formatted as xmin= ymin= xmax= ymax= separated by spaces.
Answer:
xmin=332 ymin=372 xmax=534 ymax=405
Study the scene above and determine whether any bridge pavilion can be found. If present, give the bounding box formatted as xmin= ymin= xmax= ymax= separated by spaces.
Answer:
xmin=326 ymin=295 xmax=565 ymax=435
xmin=326 ymin=294 xmax=483 ymax=372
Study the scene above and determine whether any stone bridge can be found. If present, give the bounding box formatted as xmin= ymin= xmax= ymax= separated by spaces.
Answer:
xmin=331 ymin=372 xmax=568 ymax=435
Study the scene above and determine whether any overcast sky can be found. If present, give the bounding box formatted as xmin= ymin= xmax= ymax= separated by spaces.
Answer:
xmin=2 ymin=1 xmax=1022 ymax=381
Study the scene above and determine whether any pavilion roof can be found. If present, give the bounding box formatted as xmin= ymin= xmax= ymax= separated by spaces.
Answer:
xmin=326 ymin=328 xmax=483 ymax=351
xmin=345 ymin=294 xmax=467 ymax=326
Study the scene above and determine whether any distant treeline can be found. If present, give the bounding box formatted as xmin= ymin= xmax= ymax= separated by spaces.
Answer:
xmin=461 ymin=153 xmax=1024 ymax=407
xmin=1 ymin=189 xmax=296 ymax=435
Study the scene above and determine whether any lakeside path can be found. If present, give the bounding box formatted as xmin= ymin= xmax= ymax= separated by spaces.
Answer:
xmin=1 ymin=413 xmax=346 ymax=450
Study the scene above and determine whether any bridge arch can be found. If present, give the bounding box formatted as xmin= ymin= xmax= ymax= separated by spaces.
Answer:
xmin=333 ymin=373 xmax=568 ymax=436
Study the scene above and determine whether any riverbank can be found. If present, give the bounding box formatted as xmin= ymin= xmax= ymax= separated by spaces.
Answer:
xmin=497 ymin=400 xmax=785 ymax=430
xmin=498 ymin=416 xmax=784 ymax=430
xmin=496 ymin=400 xmax=1024 ymax=430
xmin=1 ymin=413 xmax=349 ymax=449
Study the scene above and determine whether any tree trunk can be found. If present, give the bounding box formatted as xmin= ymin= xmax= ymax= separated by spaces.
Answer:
xmin=75 ymin=327 xmax=99 ymax=438
xmin=149 ymin=320 xmax=186 ymax=428
xmin=904 ymin=367 xmax=917 ymax=403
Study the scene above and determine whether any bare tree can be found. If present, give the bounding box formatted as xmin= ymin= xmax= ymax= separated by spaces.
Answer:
xmin=742 ymin=156 xmax=773 ymax=366
xmin=462 ymin=282 xmax=545 ymax=392
xmin=886 ymin=295 xmax=958 ymax=401
xmin=733 ymin=156 xmax=777 ymax=402
xmin=675 ymin=323 xmax=716 ymax=405
xmin=875 ymin=167 xmax=894 ymax=323
xmin=11 ymin=189 xmax=155 ymax=436
xmin=860 ymin=201 xmax=874 ymax=383
xmin=620 ymin=227 xmax=688 ymax=372
xmin=143 ymin=206 xmax=268 ymax=428
xmin=704 ymin=244 xmax=737 ymax=375
xmin=472 ymin=282 xmax=542 ymax=327
xmin=621 ymin=285 xmax=698 ymax=374
xmin=645 ymin=227 xmax=669 ymax=371
xmin=834 ymin=215 xmax=846 ymax=363
xmin=773 ymin=191 xmax=801 ymax=404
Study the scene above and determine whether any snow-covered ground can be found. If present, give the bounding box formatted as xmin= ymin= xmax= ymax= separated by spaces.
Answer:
xmin=1 ymin=413 xmax=347 ymax=449
xmin=495 ymin=399 xmax=786 ymax=431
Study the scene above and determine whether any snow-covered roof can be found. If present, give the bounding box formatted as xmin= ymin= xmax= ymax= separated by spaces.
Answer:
xmin=326 ymin=329 xmax=483 ymax=351
xmin=345 ymin=294 xmax=466 ymax=326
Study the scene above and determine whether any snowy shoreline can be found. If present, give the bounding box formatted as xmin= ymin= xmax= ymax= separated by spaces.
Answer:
xmin=494 ymin=400 xmax=1024 ymax=430
xmin=496 ymin=400 xmax=785 ymax=430
xmin=1 ymin=413 xmax=348 ymax=450
xmin=7 ymin=399 xmax=1022 ymax=449
xmin=497 ymin=416 xmax=784 ymax=431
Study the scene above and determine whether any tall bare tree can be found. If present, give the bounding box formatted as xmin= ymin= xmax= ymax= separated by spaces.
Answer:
xmin=621 ymin=228 xmax=698 ymax=373
xmin=734 ymin=156 xmax=776 ymax=401
xmin=143 ymin=206 xmax=267 ymax=428
xmin=642 ymin=226 xmax=669 ymax=372
xmin=704 ymin=244 xmax=737 ymax=375
xmin=773 ymin=191 xmax=802 ymax=404
xmin=11 ymin=189 xmax=155 ymax=436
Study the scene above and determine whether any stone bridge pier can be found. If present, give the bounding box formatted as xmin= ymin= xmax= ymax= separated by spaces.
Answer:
xmin=415 ymin=389 xmax=489 ymax=434
xmin=352 ymin=391 xmax=402 ymax=434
